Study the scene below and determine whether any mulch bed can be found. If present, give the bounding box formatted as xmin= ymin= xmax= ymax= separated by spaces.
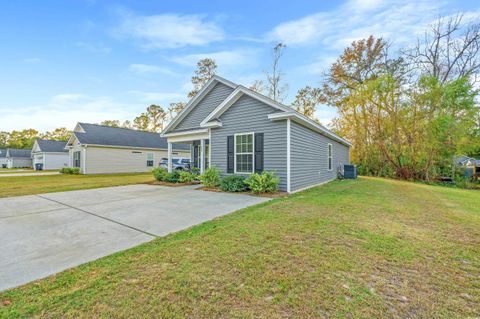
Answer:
xmin=145 ymin=180 xmax=201 ymax=187
xmin=197 ymin=186 xmax=288 ymax=198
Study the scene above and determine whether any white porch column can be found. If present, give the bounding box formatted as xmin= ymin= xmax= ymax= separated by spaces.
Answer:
xmin=200 ymin=139 xmax=205 ymax=174
xmin=167 ymin=142 xmax=173 ymax=173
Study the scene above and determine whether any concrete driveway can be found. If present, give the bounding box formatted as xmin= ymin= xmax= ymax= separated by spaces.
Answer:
xmin=0 ymin=185 xmax=269 ymax=291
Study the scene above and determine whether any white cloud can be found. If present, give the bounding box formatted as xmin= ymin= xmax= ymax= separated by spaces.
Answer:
xmin=0 ymin=94 xmax=142 ymax=131
xmin=114 ymin=12 xmax=224 ymax=49
xmin=128 ymin=64 xmax=177 ymax=76
xmin=171 ymin=49 xmax=259 ymax=69
xmin=268 ymin=0 xmax=448 ymax=49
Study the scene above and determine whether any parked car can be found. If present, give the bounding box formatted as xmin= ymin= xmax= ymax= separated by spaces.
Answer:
xmin=159 ymin=157 xmax=191 ymax=170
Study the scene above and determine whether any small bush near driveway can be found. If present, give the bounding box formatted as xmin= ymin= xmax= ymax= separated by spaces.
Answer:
xmin=244 ymin=171 xmax=280 ymax=193
xmin=59 ymin=167 xmax=80 ymax=175
xmin=219 ymin=175 xmax=247 ymax=192
xmin=152 ymin=167 xmax=168 ymax=181
xmin=199 ymin=167 xmax=221 ymax=188
xmin=179 ymin=171 xmax=196 ymax=183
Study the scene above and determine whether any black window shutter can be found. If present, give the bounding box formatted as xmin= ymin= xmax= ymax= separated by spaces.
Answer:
xmin=254 ymin=133 xmax=264 ymax=173
xmin=227 ymin=135 xmax=234 ymax=173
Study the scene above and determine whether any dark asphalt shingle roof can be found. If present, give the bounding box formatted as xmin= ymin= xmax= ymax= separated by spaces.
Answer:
xmin=75 ymin=123 xmax=189 ymax=151
xmin=7 ymin=148 xmax=32 ymax=158
xmin=36 ymin=139 xmax=68 ymax=153
xmin=0 ymin=149 xmax=6 ymax=158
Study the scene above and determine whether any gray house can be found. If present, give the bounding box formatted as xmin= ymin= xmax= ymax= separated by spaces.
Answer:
xmin=6 ymin=148 xmax=33 ymax=168
xmin=32 ymin=139 xmax=69 ymax=170
xmin=162 ymin=75 xmax=351 ymax=193
xmin=0 ymin=149 xmax=6 ymax=168
xmin=65 ymin=123 xmax=190 ymax=174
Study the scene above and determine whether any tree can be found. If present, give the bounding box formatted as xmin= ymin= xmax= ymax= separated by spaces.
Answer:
xmin=291 ymin=86 xmax=321 ymax=120
xmin=133 ymin=113 xmax=150 ymax=131
xmin=404 ymin=14 xmax=480 ymax=84
xmin=41 ymin=127 xmax=71 ymax=141
xmin=188 ymin=58 xmax=217 ymax=98
xmin=321 ymin=36 xmax=389 ymax=176
xmin=322 ymin=34 xmax=479 ymax=180
xmin=146 ymin=104 xmax=168 ymax=132
xmin=0 ymin=132 xmax=10 ymax=148
xmin=7 ymin=129 xmax=39 ymax=149
xmin=168 ymin=101 xmax=186 ymax=120
xmin=122 ymin=120 xmax=132 ymax=129
xmin=266 ymin=43 xmax=288 ymax=102
xmin=249 ymin=80 xmax=265 ymax=94
xmin=100 ymin=120 xmax=122 ymax=128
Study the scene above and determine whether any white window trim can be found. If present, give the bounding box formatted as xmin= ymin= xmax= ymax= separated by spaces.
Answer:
xmin=234 ymin=132 xmax=255 ymax=174
xmin=327 ymin=143 xmax=333 ymax=171
xmin=146 ymin=152 xmax=154 ymax=167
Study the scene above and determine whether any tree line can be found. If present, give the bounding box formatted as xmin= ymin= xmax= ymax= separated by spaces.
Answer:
xmin=321 ymin=15 xmax=480 ymax=180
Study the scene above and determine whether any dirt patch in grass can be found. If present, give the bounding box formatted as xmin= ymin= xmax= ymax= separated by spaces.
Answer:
xmin=197 ymin=186 xmax=288 ymax=198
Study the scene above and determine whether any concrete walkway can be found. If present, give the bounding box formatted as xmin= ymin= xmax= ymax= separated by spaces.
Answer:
xmin=0 ymin=171 xmax=60 ymax=177
xmin=0 ymin=184 xmax=269 ymax=291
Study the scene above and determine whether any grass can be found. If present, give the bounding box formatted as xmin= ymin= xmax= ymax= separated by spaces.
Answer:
xmin=0 ymin=169 xmax=56 ymax=174
xmin=0 ymin=172 xmax=153 ymax=198
xmin=0 ymin=168 xmax=34 ymax=173
xmin=1 ymin=177 xmax=479 ymax=318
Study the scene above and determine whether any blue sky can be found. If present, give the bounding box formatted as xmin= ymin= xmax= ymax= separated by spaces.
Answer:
xmin=0 ymin=0 xmax=478 ymax=131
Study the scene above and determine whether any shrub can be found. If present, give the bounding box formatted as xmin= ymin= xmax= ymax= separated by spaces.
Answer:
xmin=152 ymin=167 xmax=168 ymax=181
xmin=191 ymin=167 xmax=200 ymax=176
xmin=164 ymin=170 xmax=181 ymax=183
xmin=179 ymin=171 xmax=196 ymax=183
xmin=199 ymin=167 xmax=220 ymax=188
xmin=220 ymin=175 xmax=247 ymax=192
xmin=244 ymin=171 xmax=280 ymax=193
xmin=60 ymin=167 xmax=80 ymax=175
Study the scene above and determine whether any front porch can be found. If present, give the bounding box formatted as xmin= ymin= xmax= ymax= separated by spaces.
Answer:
xmin=165 ymin=129 xmax=211 ymax=174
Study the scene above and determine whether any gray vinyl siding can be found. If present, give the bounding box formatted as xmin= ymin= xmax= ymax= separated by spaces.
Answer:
xmin=210 ymin=94 xmax=288 ymax=190
xmin=174 ymin=83 xmax=234 ymax=131
xmin=7 ymin=158 xmax=33 ymax=168
xmin=290 ymin=121 xmax=349 ymax=192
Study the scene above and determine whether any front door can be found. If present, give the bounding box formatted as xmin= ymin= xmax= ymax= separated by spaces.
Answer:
xmin=192 ymin=140 xmax=209 ymax=169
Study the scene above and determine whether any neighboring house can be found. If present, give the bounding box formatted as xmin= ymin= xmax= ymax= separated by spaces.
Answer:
xmin=65 ymin=123 xmax=190 ymax=174
xmin=31 ymin=139 xmax=69 ymax=170
xmin=454 ymin=155 xmax=480 ymax=178
xmin=161 ymin=75 xmax=351 ymax=193
xmin=6 ymin=148 xmax=33 ymax=168
xmin=0 ymin=149 xmax=6 ymax=168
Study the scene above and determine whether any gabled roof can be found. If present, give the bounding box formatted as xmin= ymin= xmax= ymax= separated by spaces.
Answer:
xmin=0 ymin=149 xmax=6 ymax=158
xmin=6 ymin=148 xmax=32 ymax=158
xmin=68 ymin=123 xmax=189 ymax=150
xmin=162 ymin=75 xmax=237 ymax=134
xmin=35 ymin=139 xmax=68 ymax=153
xmin=162 ymin=75 xmax=352 ymax=146
xmin=162 ymin=75 xmax=351 ymax=147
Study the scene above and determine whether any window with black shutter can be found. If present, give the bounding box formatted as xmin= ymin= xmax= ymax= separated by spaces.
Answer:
xmin=227 ymin=135 xmax=234 ymax=173
xmin=254 ymin=133 xmax=264 ymax=173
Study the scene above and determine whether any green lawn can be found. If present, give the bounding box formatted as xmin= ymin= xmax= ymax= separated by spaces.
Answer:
xmin=1 ymin=177 xmax=479 ymax=318
xmin=0 ymin=168 xmax=34 ymax=173
xmin=0 ymin=173 xmax=153 ymax=198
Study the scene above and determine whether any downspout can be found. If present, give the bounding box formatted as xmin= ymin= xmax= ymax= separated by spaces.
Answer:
xmin=287 ymin=118 xmax=291 ymax=193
